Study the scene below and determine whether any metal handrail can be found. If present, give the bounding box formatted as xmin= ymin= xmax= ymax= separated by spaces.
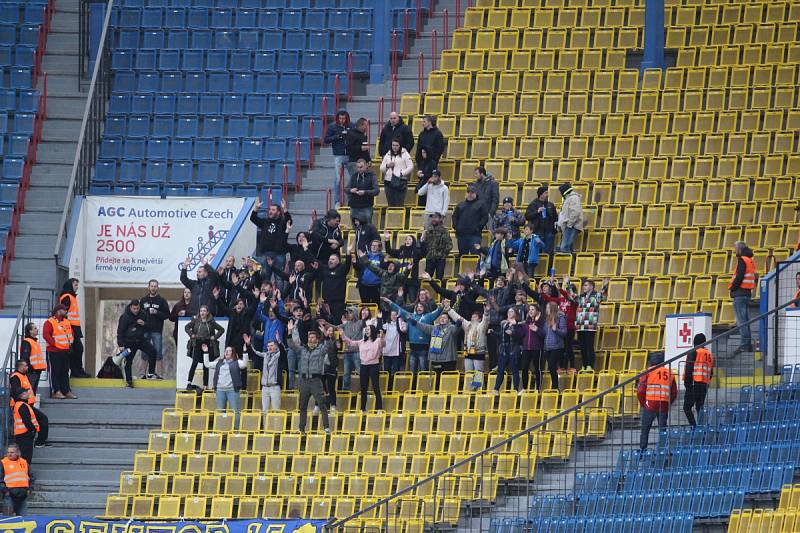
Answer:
xmin=326 ymin=294 xmax=797 ymax=530
xmin=1 ymin=286 xmax=31 ymax=373
xmin=1 ymin=285 xmax=31 ymax=449
xmin=53 ymin=0 xmax=115 ymax=267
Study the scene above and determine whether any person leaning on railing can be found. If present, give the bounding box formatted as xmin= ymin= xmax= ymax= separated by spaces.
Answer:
xmin=637 ymin=352 xmax=677 ymax=451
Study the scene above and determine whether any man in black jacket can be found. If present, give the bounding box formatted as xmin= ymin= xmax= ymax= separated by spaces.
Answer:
xmin=347 ymin=159 xmax=379 ymax=225
xmin=345 ymin=117 xmax=371 ymax=171
xmin=472 ymin=166 xmax=500 ymax=218
xmin=352 ymin=215 xmax=380 ymax=253
xmin=249 ymin=196 xmax=292 ymax=291
xmin=311 ymin=210 xmax=344 ymax=262
xmin=524 ymin=186 xmax=558 ymax=254
xmin=323 ymin=110 xmax=351 ymax=208
xmin=313 ymin=252 xmax=353 ymax=324
xmin=140 ymin=279 xmax=169 ymax=379
xmin=116 ymin=300 xmax=158 ymax=386
xmin=452 ymin=185 xmax=489 ymax=256
xmin=180 ymin=258 xmax=223 ymax=316
xmin=417 ymin=115 xmax=446 ymax=165
xmin=378 ymin=112 xmax=414 ymax=157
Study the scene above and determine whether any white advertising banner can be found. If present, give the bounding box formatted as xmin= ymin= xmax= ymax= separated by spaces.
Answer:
xmin=82 ymin=196 xmax=255 ymax=285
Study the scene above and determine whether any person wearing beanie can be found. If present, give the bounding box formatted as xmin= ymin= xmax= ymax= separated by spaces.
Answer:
xmin=683 ymin=333 xmax=713 ymax=426
xmin=524 ymin=186 xmax=558 ymax=254
xmin=492 ymin=196 xmax=525 ymax=239
xmin=311 ymin=209 xmax=344 ymax=263
xmin=43 ymin=305 xmax=76 ymax=399
xmin=555 ymin=183 xmax=584 ymax=254
xmin=637 ymin=352 xmax=677 ymax=450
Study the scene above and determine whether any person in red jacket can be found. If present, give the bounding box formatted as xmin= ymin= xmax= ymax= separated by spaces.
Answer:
xmin=637 ymin=351 xmax=677 ymax=451
xmin=537 ymin=276 xmax=578 ymax=371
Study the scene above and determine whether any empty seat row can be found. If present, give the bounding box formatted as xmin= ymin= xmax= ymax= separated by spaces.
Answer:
xmin=0 ymin=24 xmax=41 ymax=46
xmin=94 ymin=159 xmax=299 ymax=184
xmin=0 ymin=45 xmax=37 ymax=69
xmin=619 ymin=441 xmax=800 ymax=472
xmin=88 ymin=182 xmax=285 ymax=201
xmin=676 ymin=43 xmax=800 ymax=67
xmin=463 ymin=6 xmax=644 ymax=29
xmin=115 ymin=0 xmax=416 ymax=7
xmin=0 ymin=89 xmax=39 ymax=113
xmin=0 ymin=66 xmax=34 ymax=89
xmin=112 ymin=6 xmax=377 ymax=30
xmin=669 ymin=2 xmax=800 ymax=25
xmin=99 ymin=136 xmax=310 ymax=162
xmin=666 ymin=22 xmax=799 ymax=47
xmin=104 ymin=114 xmax=316 ymax=139
xmin=113 ymin=28 xmax=374 ymax=53
xmin=113 ymin=70 xmax=344 ymax=96
xmin=663 ymin=420 xmax=800 ymax=448
xmin=111 ymin=47 xmax=368 ymax=73
xmin=0 ymin=3 xmax=48 ymax=27
xmin=107 ymin=92 xmax=329 ymax=117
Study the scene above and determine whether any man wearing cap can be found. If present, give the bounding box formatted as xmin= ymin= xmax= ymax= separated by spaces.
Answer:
xmin=452 ymin=185 xmax=489 ymax=256
xmin=472 ymin=167 xmax=500 ymax=219
xmin=492 ymin=197 xmax=525 ymax=239
xmin=525 ymin=186 xmax=558 ymax=255
xmin=555 ymin=183 xmax=584 ymax=254
xmin=637 ymin=352 xmax=677 ymax=451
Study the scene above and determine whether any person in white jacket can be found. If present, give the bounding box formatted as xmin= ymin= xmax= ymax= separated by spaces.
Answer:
xmin=417 ymin=169 xmax=450 ymax=228
xmin=380 ymin=139 xmax=414 ymax=207
xmin=555 ymin=183 xmax=584 ymax=254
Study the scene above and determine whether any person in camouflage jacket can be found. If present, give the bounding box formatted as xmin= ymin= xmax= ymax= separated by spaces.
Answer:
xmin=419 ymin=213 xmax=452 ymax=281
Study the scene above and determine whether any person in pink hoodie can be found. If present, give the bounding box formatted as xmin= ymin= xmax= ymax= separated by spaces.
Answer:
xmin=339 ymin=324 xmax=385 ymax=412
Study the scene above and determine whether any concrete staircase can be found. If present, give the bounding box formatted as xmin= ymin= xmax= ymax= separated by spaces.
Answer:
xmin=4 ymin=0 xmax=84 ymax=310
xmin=27 ymin=386 xmax=174 ymax=516
xmin=288 ymin=1 xmax=461 ymax=234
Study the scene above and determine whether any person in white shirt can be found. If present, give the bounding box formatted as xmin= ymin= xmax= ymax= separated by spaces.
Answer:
xmin=382 ymin=310 xmax=408 ymax=379
xmin=417 ymin=169 xmax=450 ymax=229
xmin=380 ymin=139 xmax=414 ymax=207
xmin=248 ymin=335 xmax=281 ymax=413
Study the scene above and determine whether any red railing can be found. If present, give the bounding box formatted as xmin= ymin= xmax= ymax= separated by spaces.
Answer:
xmin=326 ymin=189 xmax=333 ymax=212
xmin=456 ymin=0 xmax=462 ymax=29
xmin=282 ymin=169 xmax=289 ymax=200
xmin=443 ymin=9 xmax=449 ymax=50
xmin=391 ymin=74 xmax=397 ymax=112
xmin=418 ymin=52 xmax=424 ymax=93
xmin=403 ymin=9 xmax=410 ymax=58
xmin=416 ymin=0 xmax=422 ymax=38
xmin=391 ymin=31 xmax=398 ymax=77
xmin=321 ymin=96 xmax=329 ymax=136
xmin=378 ymin=96 xmax=385 ymax=126
xmin=334 ymin=74 xmax=341 ymax=111
xmin=431 ymin=29 xmax=438 ymax=71
xmin=266 ymin=186 xmax=273 ymax=208
xmin=339 ymin=164 xmax=346 ymax=206
xmin=293 ymin=143 xmax=301 ymax=192
xmin=308 ymin=119 xmax=315 ymax=169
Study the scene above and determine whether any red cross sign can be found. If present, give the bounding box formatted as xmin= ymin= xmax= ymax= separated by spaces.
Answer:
xmin=677 ymin=318 xmax=693 ymax=348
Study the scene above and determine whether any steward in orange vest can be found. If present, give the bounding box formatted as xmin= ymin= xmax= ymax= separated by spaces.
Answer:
xmin=60 ymin=278 xmax=90 ymax=378
xmin=43 ymin=305 xmax=77 ymax=400
xmin=730 ymin=242 xmax=756 ymax=354
xmin=9 ymin=360 xmax=50 ymax=449
xmin=12 ymin=389 xmax=38 ymax=464
xmin=790 ymin=272 xmax=800 ymax=309
xmin=20 ymin=322 xmax=45 ymax=394
xmin=683 ymin=333 xmax=714 ymax=427
xmin=0 ymin=443 xmax=33 ymax=515
xmin=637 ymin=351 xmax=677 ymax=451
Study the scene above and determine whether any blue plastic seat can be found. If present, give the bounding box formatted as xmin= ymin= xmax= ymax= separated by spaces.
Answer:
xmin=137 ymin=71 xmax=160 ymax=92
xmin=138 ymin=184 xmax=161 ymax=196
xmin=253 ymin=51 xmax=276 ymax=71
xmin=241 ymin=140 xmax=263 ymax=161
xmin=238 ymin=30 xmax=259 ymax=50
xmin=123 ymin=137 xmax=145 ymax=160
xmin=258 ymin=9 xmax=279 ymax=28
xmin=222 ymin=93 xmax=243 ymax=115
xmin=248 ymin=161 xmax=270 ymax=184
xmin=187 ymin=7 xmax=208 ymax=28
xmin=119 ymin=7 xmax=142 ymax=28
xmin=281 ymin=9 xmax=303 ymax=29
xmin=188 ymin=184 xmax=209 ymax=197
xmin=267 ymin=94 xmax=289 ymax=115
xmin=144 ymin=160 xmax=168 ymax=183
xmin=207 ymin=49 xmax=228 ymax=71
xmin=170 ymin=160 xmax=193 ymax=183
xmin=164 ymin=7 xmax=185 ymax=28
xmin=195 ymin=163 xmax=218 ymax=183
xmin=359 ymin=31 xmax=374 ymax=51
xmin=326 ymin=51 xmax=347 ymax=71
xmin=200 ymin=94 xmax=221 ymax=115
xmin=236 ymin=184 xmax=258 ymax=197
xmin=119 ymin=160 xmax=142 ymax=182
xmin=245 ymin=93 xmax=266 ymax=115
xmin=171 ymin=138 xmax=194 ymax=161
xmin=141 ymin=7 xmax=163 ymax=28
xmin=222 ymin=162 xmax=245 ymax=183
xmin=218 ymin=138 xmax=240 ymax=161
xmin=9 ymin=67 xmax=33 ymax=89
xmin=212 ymin=184 xmax=235 ymax=196
xmin=113 ymin=184 xmax=137 ymax=195
xmin=277 ymin=50 xmax=299 ymax=71
xmin=14 ymin=46 xmax=35 ymax=67
xmin=252 ymin=117 xmax=274 ymax=138
xmin=114 ymin=71 xmax=136 ymax=93
xmin=152 ymin=93 xmax=173 ymax=114
xmin=160 ymin=72 xmax=182 ymax=93
xmin=305 ymin=10 xmax=327 ymax=30
xmin=141 ymin=31 xmax=164 ymax=52
xmin=278 ymin=72 xmax=301 ymax=94
xmin=351 ymin=9 xmax=373 ymax=27
xmin=100 ymin=137 xmax=123 ymax=159
xmin=112 ymin=50 xmax=134 ymax=70
xmin=290 ymin=94 xmax=312 ymax=116
xmin=202 ymin=116 xmax=224 ymax=137
xmin=308 ymin=31 xmax=330 ymax=50
xmin=265 ymin=139 xmax=286 ymax=161
xmin=328 ymin=9 xmax=349 ymax=30
xmin=1 ymin=158 xmax=23 ymax=181
xmin=284 ymin=30 xmax=306 ymax=50
xmin=94 ymin=160 xmax=117 ymax=182
xmin=193 ymin=138 xmax=216 ymax=161
xmin=146 ymin=137 xmax=169 ymax=160
xmin=301 ymin=50 xmax=324 ymax=72
xmin=227 ymin=116 xmax=249 ymax=137
xmin=208 ymin=72 xmax=229 ymax=92
xmin=235 ymin=8 xmax=257 ymax=28
xmin=158 ymin=49 xmax=180 ymax=70
xmin=302 ymin=71 xmax=325 ymax=94
xmin=261 ymin=30 xmax=282 ymax=52
xmin=164 ymin=184 xmax=186 ymax=196
xmin=152 ymin=115 xmax=173 ymax=137
xmin=167 ymin=29 xmax=188 ymax=48
xmin=255 ymin=72 xmax=278 ymax=93
xmin=175 ymin=117 xmax=198 ymax=138
xmin=176 ymin=94 xmax=198 ymax=115
xmin=275 ymin=117 xmax=298 ymax=138
xmin=230 ymin=51 xmax=252 ymax=71
xmin=191 ymin=29 xmax=212 ymax=48
xmin=232 ymin=73 xmax=254 ymax=93
xmin=106 ymin=116 xmax=127 ymax=136
xmin=211 ymin=8 xmax=232 ymax=28
xmin=214 ymin=30 xmax=236 ymax=49
xmin=89 ymin=183 xmax=112 ymax=195
xmin=118 ymin=30 xmax=140 ymax=49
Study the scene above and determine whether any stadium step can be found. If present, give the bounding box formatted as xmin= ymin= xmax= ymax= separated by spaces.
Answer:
xmin=27 ymin=386 xmax=172 ymax=515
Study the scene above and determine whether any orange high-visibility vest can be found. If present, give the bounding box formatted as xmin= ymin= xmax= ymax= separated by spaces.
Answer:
xmin=13 ymin=401 xmax=38 ymax=436
xmin=729 ymin=256 xmax=756 ymax=290
xmin=1 ymin=457 xmax=29 ymax=488
xmin=23 ymin=338 xmax=45 ymax=370
xmin=8 ymin=372 xmax=35 ymax=406
xmin=791 ymin=288 xmax=800 ymax=309
xmin=645 ymin=367 xmax=672 ymax=403
xmin=46 ymin=317 xmax=73 ymax=351
xmin=61 ymin=293 xmax=81 ymax=327
xmin=691 ymin=348 xmax=714 ymax=384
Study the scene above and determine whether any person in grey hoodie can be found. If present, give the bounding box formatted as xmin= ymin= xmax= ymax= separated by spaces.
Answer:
xmin=407 ymin=300 xmax=459 ymax=374
xmin=339 ymin=306 xmax=364 ymax=391
xmin=539 ymin=301 xmax=568 ymax=391
xmin=248 ymin=335 xmax=281 ymax=412
xmin=287 ymin=322 xmax=336 ymax=434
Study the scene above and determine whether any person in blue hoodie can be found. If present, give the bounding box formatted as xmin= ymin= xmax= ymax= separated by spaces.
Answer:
xmin=353 ymin=240 xmax=383 ymax=304
xmin=476 ymin=228 xmax=512 ymax=279
xmin=515 ymin=224 xmax=545 ymax=276
xmin=386 ymin=298 xmax=443 ymax=375
xmin=253 ymin=293 xmax=286 ymax=371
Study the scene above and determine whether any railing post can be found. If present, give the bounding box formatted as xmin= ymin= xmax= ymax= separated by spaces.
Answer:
xmin=333 ymin=75 xmax=341 ymax=111
xmin=418 ymin=52 xmax=424 ymax=93
xmin=443 ymin=8 xmax=449 ymax=49
xmin=378 ymin=96 xmax=385 ymax=127
xmin=391 ymin=75 xmax=397 ymax=114
xmin=346 ymin=53 xmax=353 ymax=102
xmin=308 ymin=120 xmax=315 ymax=170
xmin=403 ymin=9 xmax=410 ymax=58
xmin=431 ymin=30 xmax=438 ymax=71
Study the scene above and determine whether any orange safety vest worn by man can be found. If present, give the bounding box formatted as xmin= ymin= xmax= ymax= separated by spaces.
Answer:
xmin=60 ymin=278 xmax=90 ymax=378
xmin=729 ymin=242 xmax=756 ymax=354
xmin=43 ymin=305 xmax=77 ymax=400
xmin=12 ymin=390 xmax=39 ymax=465
xmin=8 ymin=371 xmax=35 ymax=406
xmin=790 ymin=272 xmax=800 ymax=309
xmin=683 ymin=333 xmax=714 ymax=427
xmin=637 ymin=352 xmax=677 ymax=451
xmin=8 ymin=360 xmax=50 ymax=449
xmin=0 ymin=444 xmax=33 ymax=516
